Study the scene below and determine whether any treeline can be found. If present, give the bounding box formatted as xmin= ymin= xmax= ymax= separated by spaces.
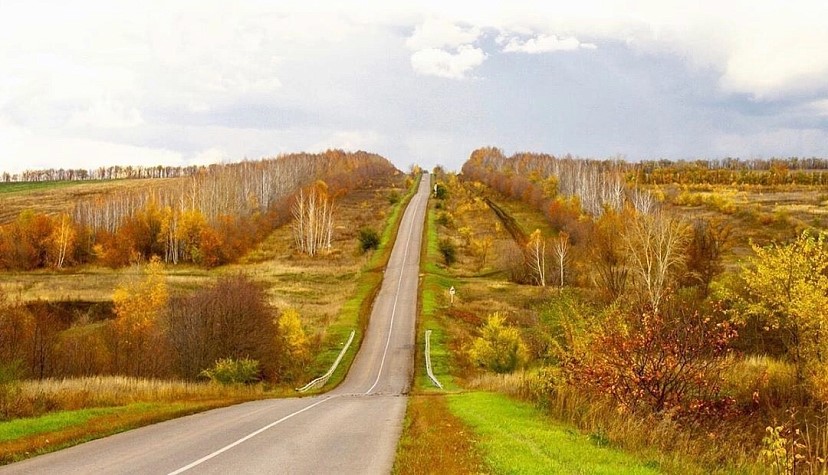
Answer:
xmin=461 ymin=147 xmax=653 ymax=218
xmin=4 ymin=164 xmax=202 ymax=183
xmin=632 ymin=157 xmax=828 ymax=186
xmin=0 ymin=150 xmax=397 ymax=270
xmin=0 ymin=265 xmax=306 ymax=382
xmin=462 ymin=148 xmax=828 ymax=193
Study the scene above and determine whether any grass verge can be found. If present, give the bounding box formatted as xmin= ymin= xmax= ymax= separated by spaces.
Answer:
xmin=415 ymin=198 xmax=457 ymax=391
xmin=0 ymin=399 xmax=249 ymax=465
xmin=447 ymin=391 xmax=662 ymax=475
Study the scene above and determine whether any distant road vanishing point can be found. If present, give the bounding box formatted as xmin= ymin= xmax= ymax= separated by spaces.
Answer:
xmin=1 ymin=175 xmax=430 ymax=474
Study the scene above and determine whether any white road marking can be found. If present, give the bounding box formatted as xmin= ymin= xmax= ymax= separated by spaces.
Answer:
xmin=167 ymin=396 xmax=335 ymax=475
xmin=365 ymin=189 xmax=423 ymax=395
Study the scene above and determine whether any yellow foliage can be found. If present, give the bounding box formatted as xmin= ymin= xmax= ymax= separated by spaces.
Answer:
xmin=279 ymin=308 xmax=309 ymax=362
xmin=468 ymin=313 xmax=528 ymax=374
xmin=113 ymin=257 xmax=168 ymax=331
xmin=742 ymin=230 xmax=828 ymax=387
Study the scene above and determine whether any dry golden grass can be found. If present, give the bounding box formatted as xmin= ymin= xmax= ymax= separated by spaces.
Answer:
xmin=0 ymin=266 xmax=213 ymax=302
xmin=16 ymin=376 xmax=265 ymax=412
xmin=393 ymin=394 xmax=486 ymax=474
xmin=2 ymin=376 xmax=267 ymax=422
xmin=655 ymin=183 xmax=828 ymax=267
xmin=0 ymin=178 xmax=185 ymax=224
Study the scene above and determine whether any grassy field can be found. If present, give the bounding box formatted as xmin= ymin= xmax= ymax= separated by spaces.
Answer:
xmin=652 ymin=183 xmax=828 ymax=266
xmin=0 ymin=174 xmax=413 ymax=463
xmin=0 ymin=181 xmax=81 ymax=195
xmin=0 ymin=178 xmax=183 ymax=225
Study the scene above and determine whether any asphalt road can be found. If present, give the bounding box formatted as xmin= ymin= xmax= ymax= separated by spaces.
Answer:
xmin=1 ymin=175 xmax=430 ymax=475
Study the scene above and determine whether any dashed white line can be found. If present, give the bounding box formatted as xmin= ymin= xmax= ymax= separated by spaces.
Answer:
xmin=364 ymin=189 xmax=423 ymax=395
xmin=167 ymin=396 xmax=335 ymax=475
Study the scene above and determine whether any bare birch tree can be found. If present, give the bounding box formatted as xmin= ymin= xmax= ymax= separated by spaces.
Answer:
xmin=292 ymin=182 xmax=335 ymax=257
xmin=622 ymin=211 xmax=689 ymax=312
xmin=630 ymin=189 xmax=656 ymax=215
xmin=527 ymin=229 xmax=547 ymax=287
xmin=50 ymin=213 xmax=75 ymax=269
xmin=553 ymin=232 xmax=570 ymax=288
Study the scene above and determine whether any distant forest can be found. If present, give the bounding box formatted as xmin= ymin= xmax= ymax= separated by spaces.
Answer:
xmin=5 ymin=155 xmax=828 ymax=184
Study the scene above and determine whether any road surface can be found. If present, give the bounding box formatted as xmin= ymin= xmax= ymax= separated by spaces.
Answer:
xmin=1 ymin=175 xmax=430 ymax=474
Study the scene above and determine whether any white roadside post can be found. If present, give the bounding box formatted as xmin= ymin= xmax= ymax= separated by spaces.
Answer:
xmin=449 ymin=286 xmax=455 ymax=305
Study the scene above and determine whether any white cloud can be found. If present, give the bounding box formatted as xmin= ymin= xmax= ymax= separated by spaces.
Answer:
xmin=67 ymin=99 xmax=144 ymax=129
xmin=310 ymin=130 xmax=381 ymax=152
xmin=406 ymin=18 xmax=480 ymax=50
xmin=502 ymin=34 xmax=596 ymax=53
xmin=410 ymin=45 xmax=486 ymax=79
xmin=805 ymin=99 xmax=828 ymax=116
xmin=405 ymin=18 xmax=485 ymax=79
xmin=0 ymin=125 xmax=185 ymax=174
xmin=189 ymin=148 xmax=231 ymax=166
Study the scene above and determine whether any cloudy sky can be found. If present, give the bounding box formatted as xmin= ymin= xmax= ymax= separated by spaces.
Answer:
xmin=2 ymin=0 xmax=828 ymax=174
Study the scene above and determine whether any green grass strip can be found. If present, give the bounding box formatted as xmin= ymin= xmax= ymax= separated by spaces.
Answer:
xmin=0 ymin=180 xmax=83 ymax=195
xmin=0 ymin=403 xmax=165 ymax=442
xmin=415 ymin=200 xmax=460 ymax=391
xmin=447 ymin=391 xmax=663 ymax=475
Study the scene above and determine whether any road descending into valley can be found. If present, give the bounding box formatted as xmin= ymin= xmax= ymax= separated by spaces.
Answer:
xmin=1 ymin=175 xmax=430 ymax=475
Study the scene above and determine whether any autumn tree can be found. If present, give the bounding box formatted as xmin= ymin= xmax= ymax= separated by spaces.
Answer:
xmin=470 ymin=234 xmax=494 ymax=272
xmin=111 ymin=257 xmax=170 ymax=377
xmin=589 ymin=211 xmax=629 ymax=301
xmin=468 ymin=313 xmax=529 ymax=374
xmin=682 ymin=218 xmax=729 ymax=294
xmin=176 ymin=208 xmax=208 ymax=263
xmin=0 ymin=294 xmax=34 ymax=375
xmin=26 ymin=301 xmax=65 ymax=379
xmin=0 ymin=211 xmax=54 ymax=270
xmin=53 ymin=325 xmax=112 ymax=377
xmin=740 ymin=231 xmax=828 ymax=387
xmin=165 ymin=275 xmax=282 ymax=381
xmin=564 ymin=306 xmax=735 ymax=414
xmin=278 ymin=308 xmax=309 ymax=380
xmin=48 ymin=213 xmax=76 ymax=269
